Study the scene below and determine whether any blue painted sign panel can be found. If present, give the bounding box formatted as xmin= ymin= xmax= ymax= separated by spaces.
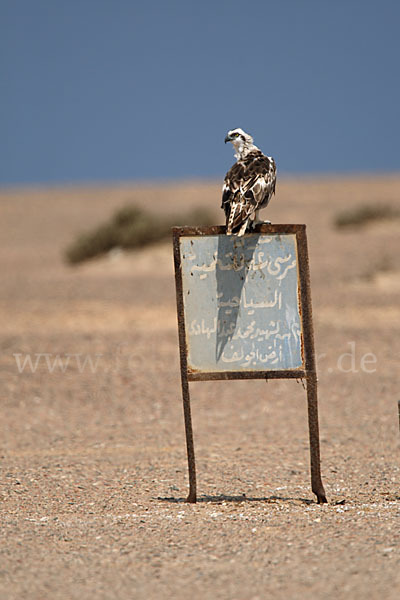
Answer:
xmin=180 ymin=233 xmax=304 ymax=373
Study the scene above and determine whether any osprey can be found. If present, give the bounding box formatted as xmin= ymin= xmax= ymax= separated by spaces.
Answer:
xmin=222 ymin=128 xmax=277 ymax=236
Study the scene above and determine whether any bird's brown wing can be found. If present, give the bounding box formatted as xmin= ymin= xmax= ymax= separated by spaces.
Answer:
xmin=222 ymin=152 xmax=276 ymax=234
xmin=221 ymin=161 xmax=244 ymax=219
xmin=240 ymin=155 xmax=276 ymax=210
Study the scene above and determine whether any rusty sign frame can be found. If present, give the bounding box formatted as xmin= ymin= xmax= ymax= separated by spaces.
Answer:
xmin=173 ymin=224 xmax=327 ymax=504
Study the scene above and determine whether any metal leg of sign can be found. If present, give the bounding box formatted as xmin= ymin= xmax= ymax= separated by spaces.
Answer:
xmin=181 ymin=373 xmax=197 ymax=503
xmin=306 ymin=372 xmax=327 ymax=504
xmin=398 ymin=400 xmax=400 ymax=435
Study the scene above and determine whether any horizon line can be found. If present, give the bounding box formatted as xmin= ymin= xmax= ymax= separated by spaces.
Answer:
xmin=1 ymin=169 xmax=400 ymax=192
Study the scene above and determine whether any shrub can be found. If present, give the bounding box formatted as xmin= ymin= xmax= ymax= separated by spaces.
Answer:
xmin=65 ymin=205 xmax=215 ymax=264
xmin=334 ymin=204 xmax=400 ymax=229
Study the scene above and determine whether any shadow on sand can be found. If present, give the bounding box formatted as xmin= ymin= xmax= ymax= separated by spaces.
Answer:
xmin=157 ymin=494 xmax=315 ymax=505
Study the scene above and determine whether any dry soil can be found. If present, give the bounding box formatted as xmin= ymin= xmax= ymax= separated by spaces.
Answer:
xmin=0 ymin=177 xmax=399 ymax=599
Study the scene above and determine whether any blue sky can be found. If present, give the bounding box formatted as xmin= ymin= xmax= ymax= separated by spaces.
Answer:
xmin=1 ymin=0 xmax=400 ymax=185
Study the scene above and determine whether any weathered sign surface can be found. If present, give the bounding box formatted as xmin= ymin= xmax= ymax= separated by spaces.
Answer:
xmin=179 ymin=232 xmax=304 ymax=373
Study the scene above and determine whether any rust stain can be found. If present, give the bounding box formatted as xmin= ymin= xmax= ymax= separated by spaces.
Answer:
xmin=297 ymin=282 xmax=305 ymax=367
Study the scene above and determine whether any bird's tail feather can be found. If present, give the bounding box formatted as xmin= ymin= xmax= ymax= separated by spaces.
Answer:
xmin=226 ymin=202 xmax=252 ymax=235
xmin=237 ymin=219 xmax=249 ymax=236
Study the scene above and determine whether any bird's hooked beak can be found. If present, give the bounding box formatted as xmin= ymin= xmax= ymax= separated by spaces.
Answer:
xmin=224 ymin=134 xmax=233 ymax=144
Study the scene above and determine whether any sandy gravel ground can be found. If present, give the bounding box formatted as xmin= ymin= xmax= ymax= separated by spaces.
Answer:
xmin=0 ymin=177 xmax=399 ymax=599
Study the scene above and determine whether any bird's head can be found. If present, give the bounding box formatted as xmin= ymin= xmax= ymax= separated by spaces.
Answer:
xmin=224 ymin=128 xmax=256 ymax=158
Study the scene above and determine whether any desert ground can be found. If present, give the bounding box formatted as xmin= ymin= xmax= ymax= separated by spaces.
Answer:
xmin=0 ymin=176 xmax=399 ymax=599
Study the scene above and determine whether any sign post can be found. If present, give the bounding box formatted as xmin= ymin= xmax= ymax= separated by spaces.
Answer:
xmin=173 ymin=224 xmax=327 ymax=504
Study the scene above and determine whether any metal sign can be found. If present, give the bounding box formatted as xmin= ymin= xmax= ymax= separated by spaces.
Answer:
xmin=180 ymin=231 xmax=303 ymax=374
xmin=173 ymin=225 xmax=327 ymax=504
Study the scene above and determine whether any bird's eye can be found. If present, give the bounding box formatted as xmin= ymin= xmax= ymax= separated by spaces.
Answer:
xmin=233 ymin=132 xmax=239 ymax=137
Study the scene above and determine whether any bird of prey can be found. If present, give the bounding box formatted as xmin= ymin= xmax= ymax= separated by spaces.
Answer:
xmin=222 ymin=128 xmax=277 ymax=236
